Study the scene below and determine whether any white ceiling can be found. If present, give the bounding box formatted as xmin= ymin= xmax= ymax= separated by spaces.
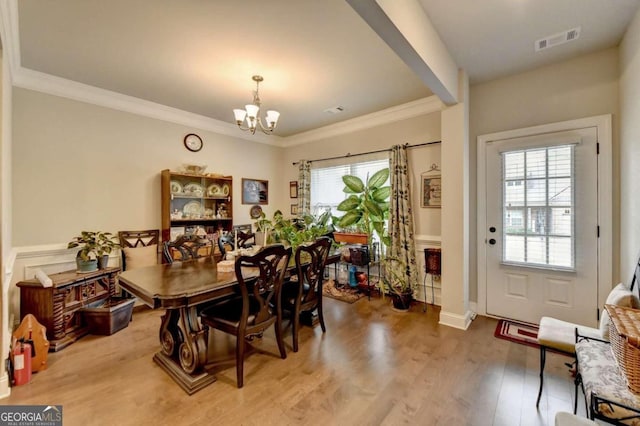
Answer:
xmin=13 ymin=0 xmax=640 ymax=139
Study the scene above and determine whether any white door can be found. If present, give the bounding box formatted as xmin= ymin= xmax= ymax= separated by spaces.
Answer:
xmin=484 ymin=127 xmax=599 ymax=326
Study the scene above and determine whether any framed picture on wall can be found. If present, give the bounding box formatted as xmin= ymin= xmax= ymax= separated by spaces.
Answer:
xmin=242 ymin=178 xmax=269 ymax=205
xmin=289 ymin=181 xmax=298 ymax=198
xmin=421 ymin=175 xmax=441 ymax=208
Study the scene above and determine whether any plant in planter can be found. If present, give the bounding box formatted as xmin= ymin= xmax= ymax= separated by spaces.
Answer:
xmin=335 ymin=168 xmax=391 ymax=254
xmin=68 ymin=231 xmax=119 ymax=272
xmin=95 ymin=232 xmax=119 ymax=269
xmin=379 ymin=256 xmax=413 ymax=311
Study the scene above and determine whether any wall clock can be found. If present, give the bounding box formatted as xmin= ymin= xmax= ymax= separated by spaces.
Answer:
xmin=183 ymin=133 xmax=203 ymax=152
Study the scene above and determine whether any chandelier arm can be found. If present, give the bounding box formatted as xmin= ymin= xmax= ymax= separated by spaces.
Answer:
xmin=235 ymin=123 xmax=258 ymax=135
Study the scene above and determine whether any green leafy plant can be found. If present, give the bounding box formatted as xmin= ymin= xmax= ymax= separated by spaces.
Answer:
xmin=336 ymin=167 xmax=391 ymax=251
xmin=68 ymin=231 xmax=119 ymax=260
xmin=254 ymin=210 xmax=331 ymax=253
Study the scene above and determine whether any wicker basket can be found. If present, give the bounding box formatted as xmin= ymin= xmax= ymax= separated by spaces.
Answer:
xmin=605 ymin=304 xmax=640 ymax=393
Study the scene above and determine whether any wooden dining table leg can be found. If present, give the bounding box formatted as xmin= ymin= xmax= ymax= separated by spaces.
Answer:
xmin=154 ymin=307 xmax=215 ymax=394
xmin=176 ymin=306 xmax=208 ymax=374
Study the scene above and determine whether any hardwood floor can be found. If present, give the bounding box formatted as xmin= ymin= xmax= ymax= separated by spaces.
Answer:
xmin=0 ymin=296 xmax=582 ymax=425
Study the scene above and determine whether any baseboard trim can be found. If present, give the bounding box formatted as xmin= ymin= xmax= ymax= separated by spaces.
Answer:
xmin=439 ymin=309 xmax=473 ymax=330
xmin=0 ymin=373 xmax=11 ymax=399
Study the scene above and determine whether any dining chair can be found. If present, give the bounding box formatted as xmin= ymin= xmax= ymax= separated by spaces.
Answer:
xmin=217 ymin=233 xmax=235 ymax=258
xmin=118 ymin=229 xmax=160 ymax=271
xmin=237 ymin=231 xmax=256 ymax=248
xmin=163 ymin=234 xmax=212 ymax=263
xmin=199 ymin=244 xmax=291 ymax=388
xmin=281 ymin=237 xmax=332 ymax=352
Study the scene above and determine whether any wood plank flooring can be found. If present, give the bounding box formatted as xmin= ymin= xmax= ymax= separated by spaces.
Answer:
xmin=0 ymin=296 xmax=583 ymax=425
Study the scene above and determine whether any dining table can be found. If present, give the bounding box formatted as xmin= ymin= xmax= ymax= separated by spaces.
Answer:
xmin=118 ymin=257 xmax=254 ymax=394
xmin=117 ymin=248 xmax=342 ymax=394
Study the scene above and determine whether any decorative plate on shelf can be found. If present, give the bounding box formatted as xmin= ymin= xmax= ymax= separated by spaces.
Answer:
xmin=183 ymin=183 xmax=204 ymax=197
xmin=170 ymin=180 xmax=183 ymax=194
xmin=207 ymin=183 xmax=222 ymax=196
xmin=222 ymin=183 xmax=230 ymax=196
xmin=183 ymin=201 xmax=203 ymax=218
xmin=250 ymin=205 xmax=263 ymax=219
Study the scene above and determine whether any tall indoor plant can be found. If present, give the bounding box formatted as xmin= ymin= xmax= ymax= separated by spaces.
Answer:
xmin=335 ymin=167 xmax=391 ymax=254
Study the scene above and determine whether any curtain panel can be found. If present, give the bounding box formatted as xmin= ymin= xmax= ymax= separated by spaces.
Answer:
xmin=297 ymin=160 xmax=311 ymax=215
xmin=389 ymin=145 xmax=419 ymax=294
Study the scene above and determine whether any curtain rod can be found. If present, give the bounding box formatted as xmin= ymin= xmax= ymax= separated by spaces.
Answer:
xmin=291 ymin=140 xmax=441 ymax=166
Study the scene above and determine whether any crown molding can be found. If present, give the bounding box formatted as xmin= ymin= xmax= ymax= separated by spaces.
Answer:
xmin=13 ymin=64 xmax=442 ymax=147
xmin=280 ymin=96 xmax=444 ymax=147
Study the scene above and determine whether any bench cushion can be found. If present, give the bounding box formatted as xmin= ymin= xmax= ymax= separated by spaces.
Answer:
xmin=538 ymin=317 xmax=601 ymax=354
xmin=576 ymin=338 xmax=640 ymax=423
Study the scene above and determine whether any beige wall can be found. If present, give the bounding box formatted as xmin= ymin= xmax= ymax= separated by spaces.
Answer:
xmin=469 ymin=47 xmax=620 ymax=302
xmin=620 ymin=8 xmax=640 ymax=284
xmin=283 ymin=113 xmax=442 ymax=238
xmin=12 ymin=88 xmax=286 ymax=246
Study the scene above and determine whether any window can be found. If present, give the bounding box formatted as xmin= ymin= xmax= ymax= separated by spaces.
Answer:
xmin=502 ymin=145 xmax=574 ymax=269
xmin=310 ymin=158 xmax=390 ymax=217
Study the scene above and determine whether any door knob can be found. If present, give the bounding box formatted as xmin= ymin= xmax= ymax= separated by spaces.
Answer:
xmin=489 ymin=238 xmax=496 ymax=245
xmin=489 ymin=227 xmax=496 ymax=233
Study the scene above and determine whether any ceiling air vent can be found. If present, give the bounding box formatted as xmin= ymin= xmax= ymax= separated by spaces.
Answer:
xmin=535 ymin=27 xmax=581 ymax=52
xmin=324 ymin=106 xmax=345 ymax=114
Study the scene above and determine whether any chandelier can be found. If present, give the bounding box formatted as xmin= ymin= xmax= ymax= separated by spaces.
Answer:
xmin=233 ymin=75 xmax=280 ymax=135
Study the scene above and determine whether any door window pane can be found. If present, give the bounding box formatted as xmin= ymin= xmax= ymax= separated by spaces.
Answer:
xmin=504 ymin=235 xmax=525 ymax=263
xmin=501 ymin=145 xmax=575 ymax=269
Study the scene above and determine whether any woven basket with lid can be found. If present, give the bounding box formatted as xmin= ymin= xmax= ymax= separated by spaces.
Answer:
xmin=605 ymin=304 xmax=640 ymax=393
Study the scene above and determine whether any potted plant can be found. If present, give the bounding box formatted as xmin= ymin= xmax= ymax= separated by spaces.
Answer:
xmin=254 ymin=210 xmax=331 ymax=254
xmin=95 ymin=232 xmax=119 ymax=269
xmin=335 ymin=167 xmax=391 ymax=254
xmin=380 ymin=256 xmax=413 ymax=311
xmin=68 ymin=231 xmax=119 ymax=272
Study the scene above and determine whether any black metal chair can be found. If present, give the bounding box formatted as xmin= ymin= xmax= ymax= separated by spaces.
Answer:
xmin=281 ymin=237 xmax=332 ymax=352
xmin=199 ymin=244 xmax=291 ymax=388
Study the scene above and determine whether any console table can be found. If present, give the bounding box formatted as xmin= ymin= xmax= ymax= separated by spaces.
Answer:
xmin=17 ymin=267 xmax=120 ymax=351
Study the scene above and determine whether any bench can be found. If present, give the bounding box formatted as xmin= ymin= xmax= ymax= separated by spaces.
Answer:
xmin=575 ymin=334 xmax=640 ymax=424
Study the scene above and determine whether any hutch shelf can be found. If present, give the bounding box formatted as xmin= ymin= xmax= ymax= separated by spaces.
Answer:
xmin=161 ymin=169 xmax=233 ymax=253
